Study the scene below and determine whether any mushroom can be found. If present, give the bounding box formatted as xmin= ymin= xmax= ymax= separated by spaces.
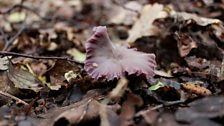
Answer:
xmin=84 ymin=26 xmax=156 ymax=81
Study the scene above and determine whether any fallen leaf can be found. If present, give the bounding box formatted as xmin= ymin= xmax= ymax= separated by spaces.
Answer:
xmin=190 ymin=118 xmax=221 ymax=126
xmin=155 ymin=113 xmax=179 ymax=126
xmin=0 ymin=57 xmax=9 ymax=70
xmin=0 ymin=71 xmax=8 ymax=91
xmin=66 ymin=48 xmax=86 ymax=63
xmin=119 ymin=93 xmax=143 ymax=126
xmin=39 ymin=89 xmax=119 ymax=126
xmin=7 ymin=12 xmax=26 ymax=23
xmin=154 ymin=70 xmax=173 ymax=78
xmin=30 ymin=62 xmax=48 ymax=76
xmin=99 ymin=103 xmax=120 ymax=126
xmin=175 ymin=96 xmax=224 ymax=122
xmin=174 ymin=32 xmax=197 ymax=57
xmin=64 ymin=70 xmax=80 ymax=84
xmin=211 ymin=24 xmax=224 ymax=42
xmin=182 ymin=81 xmax=212 ymax=96
xmin=127 ymin=3 xmax=167 ymax=43
xmin=48 ymin=60 xmax=80 ymax=90
xmin=148 ymin=81 xmax=165 ymax=91
xmin=185 ymin=56 xmax=209 ymax=70
xmin=168 ymin=10 xmax=221 ymax=26
xmin=7 ymin=62 xmax=43 ymax=92
xmin=135 ymin=109 xmax=158 ymax=125
xmin=109 ymin=1 xmax=142 ymax=25
xmin=166 ymin=7 xmax=224 ymax=43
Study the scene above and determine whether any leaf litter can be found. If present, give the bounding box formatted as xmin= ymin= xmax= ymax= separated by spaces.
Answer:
xmin=0 ymin=0 xmax=224 ymax=126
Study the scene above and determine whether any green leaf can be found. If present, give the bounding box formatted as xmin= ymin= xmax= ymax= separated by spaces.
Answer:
xmin=148 ymin=81 xmax=165 ymax=91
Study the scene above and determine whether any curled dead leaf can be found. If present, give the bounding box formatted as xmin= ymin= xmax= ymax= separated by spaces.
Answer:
xmin=182 ymin=81 xmax=212 ymax=96
xmin=127 ymin=3 xmax=167 ymax=43
xmin=7 ymin=62 xmax=43 ymax=92
xmin=174 ymin=32 xmax=197 ymax=57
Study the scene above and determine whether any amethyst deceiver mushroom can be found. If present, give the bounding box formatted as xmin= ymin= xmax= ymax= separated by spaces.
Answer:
xmin=84 ymin=26 xmax=156 ymax=81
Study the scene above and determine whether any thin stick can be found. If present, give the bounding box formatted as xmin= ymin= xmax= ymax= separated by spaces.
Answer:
xmin=0 ymin=91 xmax=29 ymax=106
xmin=111 ymin=0 xmax=140 ymax=15
xmin=136 ymin=100 xmax=185 ymax=117
xmin=0 ymin=27 xmax=8 ymax=44
xmin=0 ymin=51 xmax=78 ymax=63
xmin=0 ymin=4 xmax=52 ymax=21
xmin=2 ymin=15 xmax=27 ymax=51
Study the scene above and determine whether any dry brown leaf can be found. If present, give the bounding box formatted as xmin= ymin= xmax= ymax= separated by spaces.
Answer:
xmin=99 ymin=103 xmax=120 ymax=126
xmin=7 ymin=62 xmax=43 ymax=92
xmin=168 ymin=10 xmax=221 ymax=26
xmin=166 ymin=6 xmax=224 ymax=42
xmin=0 ymin=71 xmax=8 ymax=91
xmin=119 ymin=93 xmax=143 ymax=126
xmin=154 ymin=70 xmax=173 ymax=78
xmin=109 ymin=1 xmax=142 ymax=25
xmin=155 ymin=113 xmax=179 ymax=126
xmin=185 ymin=56 xmax=209 ymax=70
xmin=39 ymin=89 xmax=106 ymax=125
xmin=176 ymin=96 xmax=224 ymax=122
xmin=48 ymin=60 xmax=80 ymax=90
xmin=174 ymin=32 xmax=197 ymax=57
xmin=182 ymin=81 xmax=212 ymax=96
xmin=127 ymin=3 xmax=167 ymax=43
xmin=51 ymin=100 xmax=119 ymax=126
xmin=136 ymin=109 xmax=158 ymax=125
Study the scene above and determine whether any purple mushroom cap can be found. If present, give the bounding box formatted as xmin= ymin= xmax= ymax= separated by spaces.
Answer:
xmin=84 ymin=26 xmax=156 ymax=81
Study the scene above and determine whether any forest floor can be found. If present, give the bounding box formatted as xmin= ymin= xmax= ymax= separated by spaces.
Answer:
xmin=0 ymin=0 xmax=224 ymax=126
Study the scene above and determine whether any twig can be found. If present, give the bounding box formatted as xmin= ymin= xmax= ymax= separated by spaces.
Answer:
xmin=78 ymin=99 xmax=93 ymax=123
xmin=0 ymin=27 xmax=8 ymax=43
xmin=149 ymin=100 xmax=185 ymax=111
xmin=136 ymin=100 xmax=185 ymax=117
xmin=0 ymin=51 xmax=78 ymax=63
xmin=111 ymin=0 xmax=140 ymax=15
xmin=0 ymin=4 xmax=52 ymax=21
xmin=2 ymin=16 xmax=27 ymax=51
xmin=0 ymin=91 xmax=29 ymax=106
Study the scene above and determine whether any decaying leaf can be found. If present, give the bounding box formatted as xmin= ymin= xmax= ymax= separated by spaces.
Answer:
xmin=7 ymin=12 xmax=26 ymax=23
xmin=166 ymin=6 xmax=224 ymax=42
xmin=176 ymin=96 xmax=224 ymax=122
xmin=167 ymin=9 xmax=221 ymax=26
xmin=119 ymin=93 xmax=143 ymax=126
xmin=185 ymin=56 xmax=209 ymax=70
xmin=99 ymin=103 xmax=120 ymax=126
xmin=64 ymin=70 xmax=80 ymax=84
xmin=109 ymin=1 xmax=142 ymax=25
xmin=48 ymin=60 xmax=80 ymax=90
xmin=155 ymin=113 xmax=180 ymax=126
xmin=84 ymin=26 xmax=156 ymax=81
xmin=174 ymin=32 xmax=197 ymax=57
xmin=154 ymin=70 xmax=173 ymax=78
xmin=0 ymin=57 xmax=9 ymax=70
xmin=182 ymin=81 xmax=212 ymax=96
xmin=66 ymin=48 xmax=86 ymax=63
xmin=0 ymin=71 xmax=8 ymax=91
xmin=40 ymin=89 xmax=119 ymax=126
xmin=127 ymin=3 xmax=167 ymax=43
xmin=7 ymin=62 xmax=43 ymax=92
